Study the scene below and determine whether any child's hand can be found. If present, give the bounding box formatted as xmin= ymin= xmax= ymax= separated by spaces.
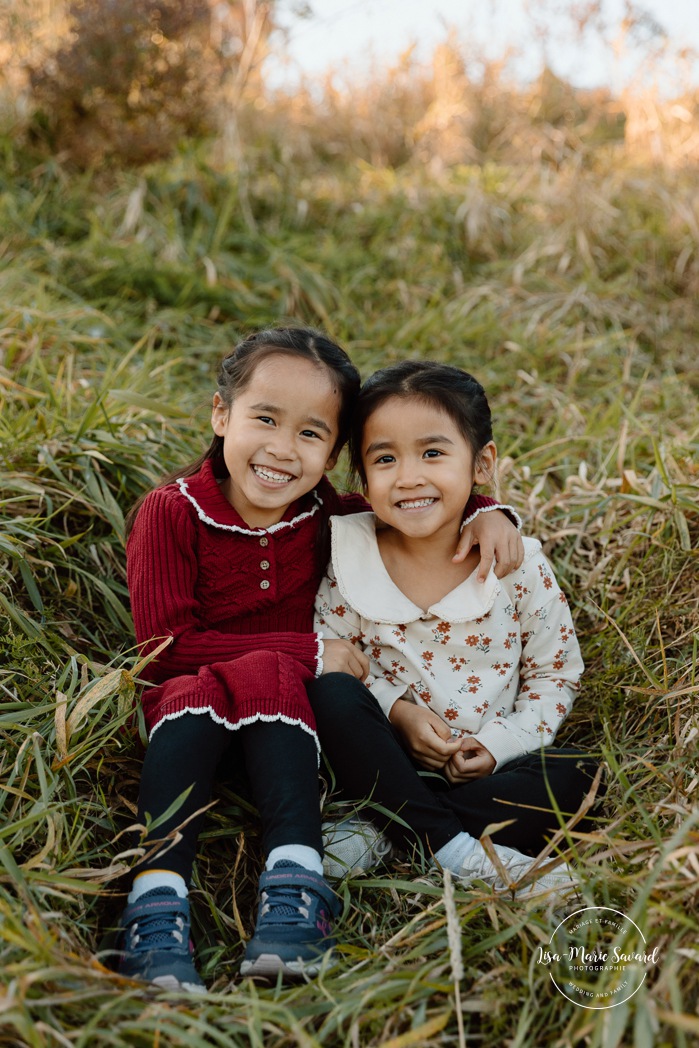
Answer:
xmin=454 ymin=512 xmax=524 ymax=581
xmin=321 ymin=638 xmax=370 ymax=681
xmin=444 ymin=738 xmax=496 ymax=783
xmin=389 ymin=701 xmax=461 ymax=770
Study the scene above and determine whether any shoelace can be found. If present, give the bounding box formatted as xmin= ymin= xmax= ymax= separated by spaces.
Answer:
xmin=128 ymin=907 xmax=186 ymax=952
xmin=260 ymin=885 xmax=313 ymax=923
xmin=369 ymin=833 xmax=393 ymax=860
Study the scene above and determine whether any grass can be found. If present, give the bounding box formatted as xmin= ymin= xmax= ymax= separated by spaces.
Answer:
xmin=1 ymin=59 xmax=699 ymax=1046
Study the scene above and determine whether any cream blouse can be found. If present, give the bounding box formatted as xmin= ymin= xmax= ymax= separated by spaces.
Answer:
xmin=314 ymin=513 xmax=584 ymax=770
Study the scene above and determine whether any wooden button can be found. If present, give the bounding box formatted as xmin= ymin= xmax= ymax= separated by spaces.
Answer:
xmin=260 ymin=580 xmax=270 ymax=590
xmin=260 ymin=560 xmax=270 ymax=570
xmin=259 ymin=537 xmax=269 ymax=547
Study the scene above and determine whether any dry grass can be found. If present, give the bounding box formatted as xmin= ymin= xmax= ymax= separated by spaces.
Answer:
xmin=1 ymin=28 xmax=699 ymax=1046
xmin=237 ymin=40 xmax=699 ymax=173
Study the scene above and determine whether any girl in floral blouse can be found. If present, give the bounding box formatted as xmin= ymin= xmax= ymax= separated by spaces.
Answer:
xmin=310 ymin=360 xmax=601 ymax=895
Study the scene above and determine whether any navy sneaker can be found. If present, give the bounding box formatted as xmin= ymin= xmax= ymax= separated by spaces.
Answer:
xmin=115 ymin=887 xmax=206 ymax=993
xmin=240 ymin=861 xmax=340 ymax=981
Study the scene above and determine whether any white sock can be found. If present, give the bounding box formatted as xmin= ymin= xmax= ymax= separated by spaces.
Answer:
xmin=433 ymin=832 xmax=478 ymax=875
xmin=266 ymin=844 xmax=324 ymax=875
xmin=128 ymin=870 xmax=188 ymax=903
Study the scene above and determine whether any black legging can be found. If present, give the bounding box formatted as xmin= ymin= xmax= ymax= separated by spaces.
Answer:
xmin=308 ymin=673 xmax=603 ymax=858
xmin=133 ymin=714 xmax=323 ymax=881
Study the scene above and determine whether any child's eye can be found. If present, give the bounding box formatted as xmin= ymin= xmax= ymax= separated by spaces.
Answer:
xmin=257 ymin=416 xmax=275 ymax=425
xmin=301 ymin=429 xmax=321 ymax=439
xmin=424 ymin=449 xmax=443 ymax=458
xmin=375 ymin=454 xmax=395 ymax=465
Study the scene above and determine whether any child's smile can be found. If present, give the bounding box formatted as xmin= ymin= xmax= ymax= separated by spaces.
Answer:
xmin=395 ymin=496 xmax=438 ymax=511
xmin=251 ymin=464 xmax=297 ymax=486
xmin=362 ymin=396 xmax=495 ymax=547
xmin=212 ymin=356 xmax=341 ymax=528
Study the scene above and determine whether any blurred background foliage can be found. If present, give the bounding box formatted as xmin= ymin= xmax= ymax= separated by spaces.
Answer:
xmin=0 ymin=0 xmax=698 ymax=169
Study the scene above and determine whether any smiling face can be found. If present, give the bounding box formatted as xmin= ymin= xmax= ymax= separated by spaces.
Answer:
xmin=211 ymin=354 xmax=341 ymax=528
xmin=362 ymin=395 xmax=496 ymax=545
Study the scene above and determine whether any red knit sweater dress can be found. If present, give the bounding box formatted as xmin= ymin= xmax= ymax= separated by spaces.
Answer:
xmin=126 ymin=458 xmax=508 ymax=748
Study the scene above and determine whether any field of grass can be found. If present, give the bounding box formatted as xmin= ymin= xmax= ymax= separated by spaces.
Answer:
xmin=1 ymin=61 xmax=699 ymax=1046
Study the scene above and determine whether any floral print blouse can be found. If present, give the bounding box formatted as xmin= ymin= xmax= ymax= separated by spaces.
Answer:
xmin=314 ymin=513 xmax=584 ymax=770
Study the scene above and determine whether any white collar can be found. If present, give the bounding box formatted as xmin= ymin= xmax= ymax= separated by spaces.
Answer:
xmin=177 ymin=477 xmax=322 ymax=536
xmin=330 ymin=513 xmax=504 ymax=624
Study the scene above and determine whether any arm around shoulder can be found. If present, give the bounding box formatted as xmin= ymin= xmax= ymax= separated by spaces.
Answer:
xmin=457 ymin=496 xmax=525 ymax=579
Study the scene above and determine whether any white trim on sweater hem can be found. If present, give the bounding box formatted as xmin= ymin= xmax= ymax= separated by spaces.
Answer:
xmin=314 ymin=633 xmax=325 ymax=677
xmin=148 ymin=706 xmax=321 ymax=763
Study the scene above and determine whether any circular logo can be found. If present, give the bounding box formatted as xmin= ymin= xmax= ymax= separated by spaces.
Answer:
xmin=535 ymin=906 xmax=660 ymax=1010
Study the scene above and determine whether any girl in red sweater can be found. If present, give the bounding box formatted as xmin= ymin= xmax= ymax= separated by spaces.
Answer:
xmin=114 ymin=327 xmax=522 ymax=991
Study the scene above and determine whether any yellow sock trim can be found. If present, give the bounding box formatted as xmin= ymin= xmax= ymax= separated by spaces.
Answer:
xmin=133 ymin=869 xmax=179 ymax=880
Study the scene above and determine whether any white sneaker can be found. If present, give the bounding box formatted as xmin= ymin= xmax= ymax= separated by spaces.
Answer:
xmin=321 ymin=816 xmax=395 ymax=880
xmin=460 ymin=841 xmax=578 ymax=900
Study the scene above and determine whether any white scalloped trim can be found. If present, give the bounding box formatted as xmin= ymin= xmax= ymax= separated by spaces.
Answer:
xmin=314 ymin=633 xmax=324 ymax=677
xmin=177 ymin=478 xmax=323 ymax=535
xmin=148 ymin=705 xmax=320 ymax=763
xmin=460 ymin=503 xmax=522 ymax=532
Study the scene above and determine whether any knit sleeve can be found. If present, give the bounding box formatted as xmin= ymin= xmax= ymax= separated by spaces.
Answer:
xmin=336 ymin=491 xmax=372 ymax=514
xmin=462 ymin=493 xmax=521 ymax=530
xmin=126 ymin=488 xmax=322 ymax=680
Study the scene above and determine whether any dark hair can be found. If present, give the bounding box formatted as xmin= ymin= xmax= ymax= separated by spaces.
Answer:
xmin=349 ymin=360 xmax=493 ymax=483
xmin=126 ymin=327 xmax=360 ymax=534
